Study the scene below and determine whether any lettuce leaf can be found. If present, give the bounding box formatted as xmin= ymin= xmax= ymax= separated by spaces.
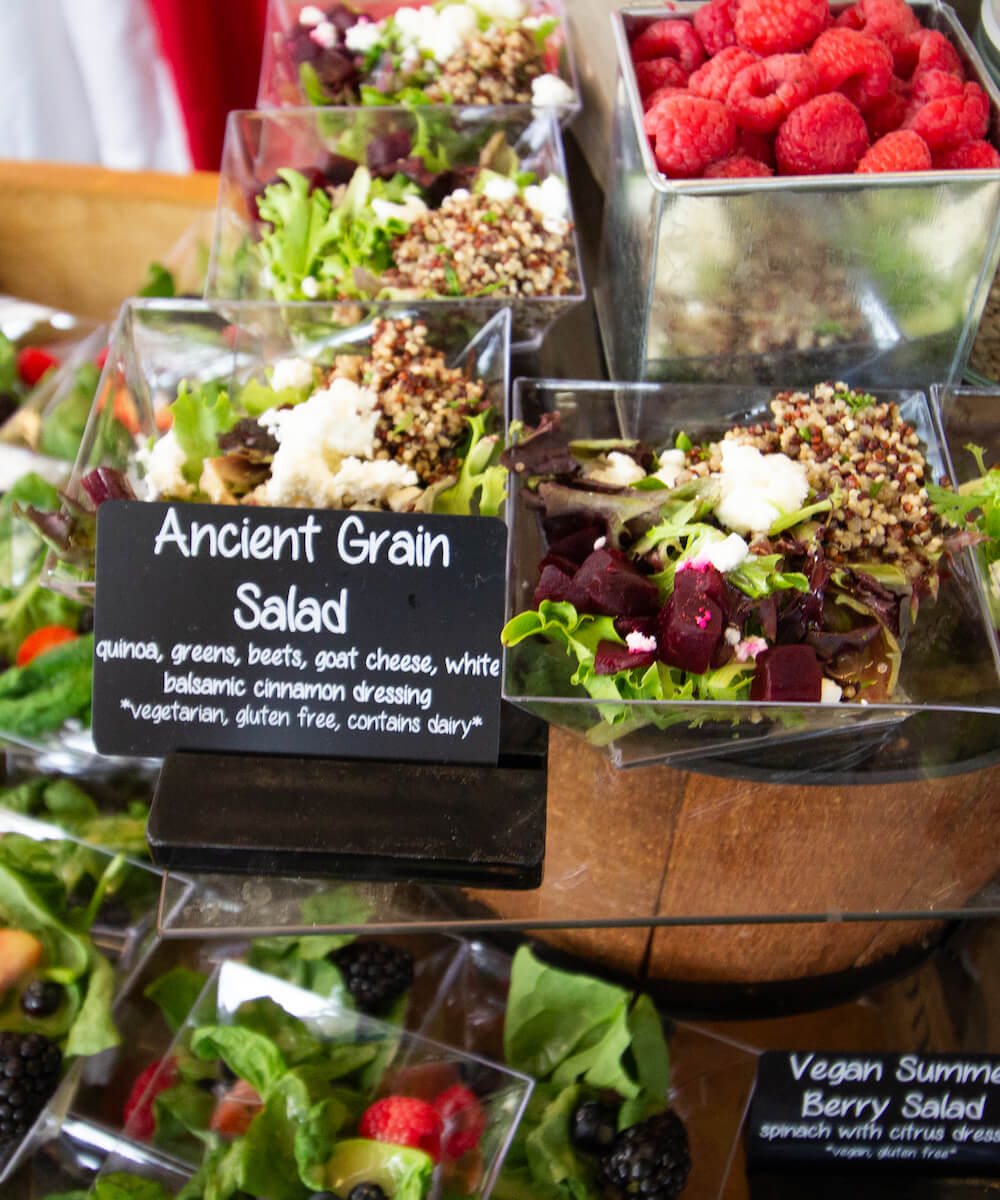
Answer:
xmin=171 ymin=381 xmax=238 ymax=487
xmin=432 ymin=412 xmax=507 ymax=516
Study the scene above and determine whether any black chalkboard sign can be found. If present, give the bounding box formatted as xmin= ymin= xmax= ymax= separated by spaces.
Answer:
xmin=746 ymin=1051 xmax=1000 ymax=1178
xmin=92 ymin=501 xmax=506 ymax=764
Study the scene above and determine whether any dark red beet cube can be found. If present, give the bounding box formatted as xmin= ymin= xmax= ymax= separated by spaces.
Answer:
xmin=572 ymin=548 xmax=660 ymax=618
xmin=672 ymin=563 xmax=727 ymax=611
xmin=749 ymin=644 xmax=822 ymax=702
xmin=533 ymin=563 xmax=591 ymax=611
xmin=657 ymin=593 xmax=724 ymax=674
xmin=594 ymin=640 xmax=658 ymax=675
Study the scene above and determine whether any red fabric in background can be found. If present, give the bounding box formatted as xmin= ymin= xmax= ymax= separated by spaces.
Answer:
xmin=146 ymin=0 xmax=269 ymax=170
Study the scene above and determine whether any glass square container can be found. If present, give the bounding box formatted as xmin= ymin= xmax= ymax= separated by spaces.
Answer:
xmin=41 ymin=297 xmax=511 ymax=604
xmin=205 ymin=106 xmax=584 ymax=349
xmin=96 ymin=959 xmax=533 ymax=1200
xmin=502 ymin=379 xmax=1000 ymax=768
xmin=598 ymin=0 xmax=1000 ymax=387
xmin=256 ymin=0 xmax=582 ymax=124
xmin=932 ymin=382 xmax=1000 ymax=674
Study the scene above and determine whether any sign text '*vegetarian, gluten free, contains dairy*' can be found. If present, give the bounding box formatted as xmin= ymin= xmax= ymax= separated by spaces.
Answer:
xmin=92 ymin=502 xmax=506 ymax=763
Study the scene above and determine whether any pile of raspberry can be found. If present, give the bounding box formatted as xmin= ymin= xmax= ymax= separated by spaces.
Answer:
xmin=632 ymin=0 xmax=1000 ymax=179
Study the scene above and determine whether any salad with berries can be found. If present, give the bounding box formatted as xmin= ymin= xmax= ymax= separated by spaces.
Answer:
xmin=495 ymin=946 xmax=690 ymax=1200
xmin=631 ymin=0 xmax=1000 ymax=180
xmin=272 ymin=0 xmax=576 ymax=111
xmin=107 ymin=957 xmax=530 ymax=1200
xmin=0 ymin=826 xmax=160 ymax=1170
xmin=501 ymin=382 xmax=985 ymax=743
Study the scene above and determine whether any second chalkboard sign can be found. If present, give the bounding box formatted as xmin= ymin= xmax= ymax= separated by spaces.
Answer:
xmin=93 ymin=501 xmax=506 ymax=765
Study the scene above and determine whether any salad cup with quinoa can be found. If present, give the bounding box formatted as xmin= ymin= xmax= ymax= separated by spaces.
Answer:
xmin=206 ymin=106 xmax=584 ymax=348
xmin=37 ymin=299 xmax=511 ymax=605
xmin=500 ymin=379 xmax=1000 ymax=767
xmin=257 ymin=0 xmax=580 ymax=121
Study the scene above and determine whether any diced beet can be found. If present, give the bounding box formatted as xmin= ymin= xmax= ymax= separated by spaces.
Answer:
xmin=546 ymin=523 xmax=607 ymax=567
xmin=320 ymin=152 xmax=360 ymax=185
xmin=288 ymin=28 xmax=322 ymax=63
xmin=673 ymin=563 xmax=727 ymax=610
xmin=615 ymin=615 xmax=658 ymax=642
xmin=367 ymin=131 xmax=413 ymax=172
xmin=594 ymin=640 xmax=657 ymax=675
xmin=749 ymin=644 xmax=822 ymax=702
xmin=315 ymin=48 xmax=357 ymax=89
xmin=572 ymin=548 xmax=660 ymax=618
xmin=325 ymin=4 xmax=361 ymax=34
xmin=533 ymin=563 xmax=591 ymax=611
xmin=657 ymin=593 xmax=724 ymax=674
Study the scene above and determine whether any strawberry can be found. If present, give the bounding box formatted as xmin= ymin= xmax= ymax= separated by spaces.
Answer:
xmin=433 ymin=1084 xmax=487 ymax=1160
xmin=210 ymin=1077 xmax=261 ymax=1137
xmin=359 ymin=1095 xmax=443 ymax=1159
xmin=16 ymin=346 xmax=58 ymax=387
xmin=123 ymin=1056 xmax=178 ymax=1140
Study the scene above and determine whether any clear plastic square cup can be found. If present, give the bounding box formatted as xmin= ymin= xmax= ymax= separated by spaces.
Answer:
xmin=206 ymin=106 xmax=584 ymax=349
xmin=41 ymin=297 xmax=511 ymax=604
xmin=502 ymin=378 xmax=1000 ymax=768
xmin=256 ymin=0 xmax=582 ymax=124
xmin=95 ymin=960 xmax=533 ymax=1200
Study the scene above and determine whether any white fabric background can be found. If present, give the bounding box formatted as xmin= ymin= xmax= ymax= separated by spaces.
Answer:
xmin=0 ymin=0 xmax=191 ymax=170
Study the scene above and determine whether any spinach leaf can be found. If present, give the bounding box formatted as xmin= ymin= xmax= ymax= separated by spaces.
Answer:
xmin=145 ymin=967 xmax=210 ymax=1035
xmin=190 ymin=1024 xmax=288 ymax=1096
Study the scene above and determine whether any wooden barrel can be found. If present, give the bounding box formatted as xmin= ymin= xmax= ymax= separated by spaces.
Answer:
xmin=469 ymin=726 xmax=1000 ymax=1007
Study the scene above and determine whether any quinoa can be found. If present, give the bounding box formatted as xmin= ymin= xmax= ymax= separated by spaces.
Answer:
xmin=384 ymin=192 xmax=575 ymax=298
xmin=688 ymin=381 xmax=939 ymax=580
xmin=424 ymin=26 xmax=545 ymax=104
xmin=330 ymin=316 xmax=488 ymax=484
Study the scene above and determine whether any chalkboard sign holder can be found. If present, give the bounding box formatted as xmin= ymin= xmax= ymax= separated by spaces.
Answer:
xmin=146 ymin=702 xmax=547 ymax=888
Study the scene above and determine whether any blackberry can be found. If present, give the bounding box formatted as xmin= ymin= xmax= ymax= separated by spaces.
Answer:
xmin=331 ymin=941 xmax=414 ymax=1015
xmin=19 ymin=980 xmax=65 ymax=1019
xmin=0 ymin=1033 xmax=62 ymax=1147
xmin=570 ymin=1099 xmax=618 ymax=1155
xmin=348 ymin=1184 xmax=386 ymax=1200
xmin=598 ymin=1110 xmax=691 ymax=1200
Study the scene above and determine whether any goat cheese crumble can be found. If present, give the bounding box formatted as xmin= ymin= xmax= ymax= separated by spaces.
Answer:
xmin=255 ymin=378 xmax=418 ymax=508
xmin=713 ymin=442 xmax=809 ymax=535
xmin=531 ymin=72 xmax=577 ymax=107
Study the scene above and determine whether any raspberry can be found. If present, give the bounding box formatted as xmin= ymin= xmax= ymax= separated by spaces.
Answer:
xmin=933 ymin=140 xmax=1000 ymax=169
xmin=738 ymin=127 xmax=777 ymax=166
xmin=642 ymin=84 xmax=687 ymax=115
xmin=775 ymin=92 xmax=870 ymax=174
xmin=433 ymin=1085 xmax=487 ymax=1160
xmin=703 ymin=155 xmax=773 ymax=177
xmin=734 ymin=0 xmax=828 ymax=55
xmin=838 ymin=0 xmax=919 ymax=42
xmin=631 ymin=20 xmax=705 ymax=73
xmin=892 ymin=28 xmax=963 ymax=81
xmin=809 ymin=29 xmax=892 ymax=109
xmin=650 ymin=95 xmax=737 ymax=177
xmin=123 ymin=1057 xmax=177 ymax=1142
xmin=728 ymin=53 xmax=821 ymax=133
xmin=909 ymin=67 xmax=964 ymax=106
xmin=693 ymin=0 xmax=739 ymax=56
xmin=864 ymin=81 xmax=908 ymax=138
xmin=634 ymin=57 xmax=689 ymax=99
xmin=688 ymin=46 xmax=758 ymax=102
xmin=904 ymin=81 xmax=989 ymax=152
xmin=856 ymin=129 xmax=932 ymax=171
xmin=15 ymin=347 xmax=58 ymax=387
xmin=360 ymin=1096 xmax=442 ymax=1159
